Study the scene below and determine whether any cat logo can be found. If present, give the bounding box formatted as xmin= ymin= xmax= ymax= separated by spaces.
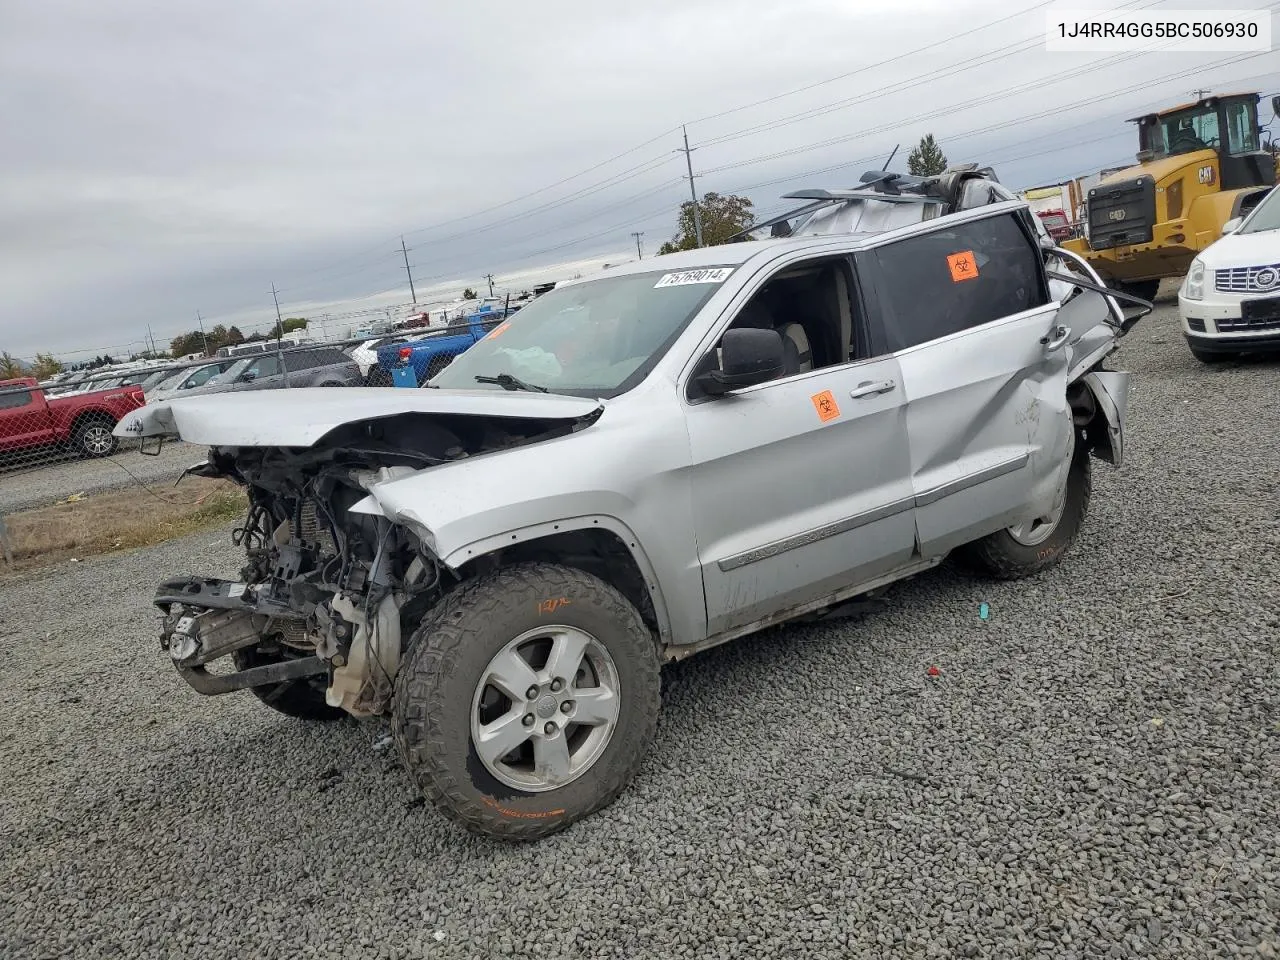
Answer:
xmin=1197 ymin=165 xmax=1216 ymax=185
xmin=1107 ymin=208 xmax=1127 ymax=222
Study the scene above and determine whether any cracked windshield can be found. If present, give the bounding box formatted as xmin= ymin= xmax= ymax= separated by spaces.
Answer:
xmin=427 ymin=269 xmax=733 ymax=397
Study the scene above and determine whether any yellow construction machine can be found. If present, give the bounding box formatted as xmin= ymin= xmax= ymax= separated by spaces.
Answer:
xmin=1062 ymin=91 xmax=1280 ymax=301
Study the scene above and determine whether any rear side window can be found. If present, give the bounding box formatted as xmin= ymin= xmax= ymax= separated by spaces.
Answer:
xmin=0 ymin=389 xmax=32 ymax=409
xmin=868 ymin=212 xmax=1048 ymax=353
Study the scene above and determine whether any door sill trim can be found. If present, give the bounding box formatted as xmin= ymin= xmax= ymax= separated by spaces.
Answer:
xmin=716 ymin=495 xmax=915 ymax=572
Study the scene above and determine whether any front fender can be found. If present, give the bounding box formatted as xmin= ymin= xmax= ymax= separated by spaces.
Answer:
xmin=348 ymin=407 xmax=703 ymax=646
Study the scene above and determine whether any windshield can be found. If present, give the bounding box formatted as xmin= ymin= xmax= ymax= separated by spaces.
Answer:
xmin=427 ymin=267 xmax=735 ymax=397
xmin=1238 ymin=185 xmax=1280 ymax=234
xmin=1150 ymin=106 xmax=1220 ymax=157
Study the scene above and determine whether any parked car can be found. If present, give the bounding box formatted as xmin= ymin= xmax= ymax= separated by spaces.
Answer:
xmin=117 ymin=198 xmax=1143 ymax=840
xmin=374 ymin=305 xmax=512 ymax=387
xmin=145 ymin=359 xmax=239 ymax=403
xmin=1178 ymin=183 xmax=1280 ymax=363
xmin=175 ymin=345 xmax=361 ymax=397
xmin=2 ymin=376 xmax=145 ymax=460
xmin=347 ymin=337 xmax=397 ymax=386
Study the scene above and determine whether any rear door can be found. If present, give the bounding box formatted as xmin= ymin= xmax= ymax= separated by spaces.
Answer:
xmin=860 ymin=207 xmax=1074 ymax=558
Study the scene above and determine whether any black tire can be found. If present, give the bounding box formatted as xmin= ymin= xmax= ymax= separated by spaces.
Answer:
xmin=419 ymin=354 xmax=454 ymax=386
xmin=393 ymin=562 xmax=661 ymax=840
xmin=1108 ymin=278 xmax=1160 ymax=303
xmin=365 ymin=366 xmax=394 ymax=387
xmin=1189 ymin=346 xmax=1235 ymax=364
xmin=233 ymin=646 xmax=346 ymax=722
xmin=71 ymin=417 xmax=118 ymax=459
xmin=956 ymin=431 xmax=1092 ymax=580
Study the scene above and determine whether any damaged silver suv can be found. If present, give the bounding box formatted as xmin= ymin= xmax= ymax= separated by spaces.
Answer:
xmin=118 ymin=199 xmax=1143 ymax=839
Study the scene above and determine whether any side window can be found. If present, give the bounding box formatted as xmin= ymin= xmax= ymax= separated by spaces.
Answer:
xmin=247 ymin=355 xmax=281 ymax=378
xmin=870 ymin=212 xmax=1049 ymax=353
xmin=1225 ymin=102 xmax=1259 ymax=154
xmin=0 ymin=389 xmax=33 ymax=410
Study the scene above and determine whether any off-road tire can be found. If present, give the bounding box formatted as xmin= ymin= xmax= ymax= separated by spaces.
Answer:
xmin=956 ymin=432 xmax=1092 ymax=580
xmin=233 ymin=647 xmax=346 ymax=722
xmin=71 ymin=417 xmax=118 ymax=459
xmin=393 ymin=562 xmax=661 ymax=840
xmin=1189 ymin=346 xmax=1235 ymax=364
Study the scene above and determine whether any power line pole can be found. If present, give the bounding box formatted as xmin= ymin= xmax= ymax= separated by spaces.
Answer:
xmin=196 ymin=310 xmax=210 ymax=356
xmin=677 ymin=125 xmax=704 ymax=248
xmin=484 ymin=273 xmax=495 ymax=297
xmin=401 ymin=236 xmax=417 ymax=304
xmin=145 ymin=324 xmax=157 ymax=357
xmin=631 ymin=231 xmax=644 ymax=259
xmin=1190 ymin=88 xmax=1211 ymax=100
xmin=271 ymin=282 xmax=284 ymax=341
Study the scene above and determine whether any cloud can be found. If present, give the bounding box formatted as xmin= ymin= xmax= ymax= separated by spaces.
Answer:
xmin=2 ymin=0 xmax=1276 ymax=360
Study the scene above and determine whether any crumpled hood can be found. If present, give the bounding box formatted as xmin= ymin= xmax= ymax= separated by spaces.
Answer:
xmin=113 ymin=387 xmax=604 ymax=447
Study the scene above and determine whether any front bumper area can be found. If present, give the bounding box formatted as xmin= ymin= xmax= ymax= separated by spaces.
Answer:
xmin=1184 ymin=330 xmax=1280 ymax=355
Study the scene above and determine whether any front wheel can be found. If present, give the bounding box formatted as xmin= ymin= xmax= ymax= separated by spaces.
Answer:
xmin=393 ymin=562 xmax=661 ymax=839
xmin=956 ymin=431 xmax=1092 ymax=580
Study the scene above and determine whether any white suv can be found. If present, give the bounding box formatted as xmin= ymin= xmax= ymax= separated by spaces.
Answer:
xmin=1178 ymin=185 xmax=1280 ymax=363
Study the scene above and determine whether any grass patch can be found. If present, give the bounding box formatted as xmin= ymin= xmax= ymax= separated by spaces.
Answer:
xmin=0 ymin=477 xmax=247 ymax=577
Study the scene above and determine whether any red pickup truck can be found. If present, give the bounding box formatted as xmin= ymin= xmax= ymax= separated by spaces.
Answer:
xmin=0 ymin=377 xmax=146 ymax=461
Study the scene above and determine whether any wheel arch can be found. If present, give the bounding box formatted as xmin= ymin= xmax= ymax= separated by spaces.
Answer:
xmin=1068 ymin=370 xmax=1130 ymax=466
xmin=68 ymin=406 xmax=117 ymax=434
xmin=447 ymin=516 xmax=674 ymax=648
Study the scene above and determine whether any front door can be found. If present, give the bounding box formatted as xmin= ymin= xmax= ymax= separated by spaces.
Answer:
xmin=683 ymin=259 xmax=918 ymax=639
xmin=863 ymin=208 xmax=1075 ymax=557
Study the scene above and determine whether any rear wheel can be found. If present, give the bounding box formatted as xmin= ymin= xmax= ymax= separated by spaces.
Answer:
xmin=71 ymin=418 xmax=118 ymax=458
xmin=957 ymin=430 xmax=1091 ymax=580
xmin=365 ymin=367 xmax=394 ymax=387
xmin=393 ymin=562 xmax=661 ymax=839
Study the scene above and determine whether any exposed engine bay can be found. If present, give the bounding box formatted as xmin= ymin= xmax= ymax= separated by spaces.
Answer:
xmin=154 ymin=410 xmax=597 ymax=717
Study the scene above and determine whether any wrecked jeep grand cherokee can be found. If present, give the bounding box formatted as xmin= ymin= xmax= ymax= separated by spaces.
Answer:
xmin=118 ymin=200 xmax=1147 ymax=840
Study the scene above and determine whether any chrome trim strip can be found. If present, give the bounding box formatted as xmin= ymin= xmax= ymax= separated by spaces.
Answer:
xmin=914 ymin=452 xmax=1030 ymax=508
xmin=717 ymin=495 xmax=915 ymax=572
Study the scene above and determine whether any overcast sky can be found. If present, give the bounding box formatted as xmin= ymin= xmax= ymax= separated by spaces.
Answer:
xmin=2 ymin=0 xmax=1277 ymax=361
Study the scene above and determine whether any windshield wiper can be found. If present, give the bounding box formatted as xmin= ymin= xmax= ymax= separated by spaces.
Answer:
xmin=474 ymin=373 xmax=548 ymax=393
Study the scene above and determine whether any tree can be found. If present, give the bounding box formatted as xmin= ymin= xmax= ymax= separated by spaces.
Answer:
xmin=226 ymin=326 xmax=245 ymax=344
xmin=907 ymin=134 xmax=948 ymax=176
xmin=462 ymin=288 xmax=478 ymax=300
xmin=656 ymin=192 xmax=755 ymax=255
xmin=282 ymin=317 xmax=307 ymax=334
xmin=32 ymin=353 xmax=62 ymax=379
xmin=0 ymin=352 xmax=23 ymax=378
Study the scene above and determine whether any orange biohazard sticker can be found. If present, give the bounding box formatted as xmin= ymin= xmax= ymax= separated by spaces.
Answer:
xmin=811 ymin=390 xmax=840 ymax=422
xmin=486 ymin=321 xmax=511 ymax=339
xmin=947 ymin=250 xmax=979 ymax=282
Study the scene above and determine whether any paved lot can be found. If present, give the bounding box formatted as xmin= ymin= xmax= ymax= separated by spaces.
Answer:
xmin=2 ymin=298 xmax=1278 ymax=959
xmin=0 ymin=441 xmax=201 ymax=514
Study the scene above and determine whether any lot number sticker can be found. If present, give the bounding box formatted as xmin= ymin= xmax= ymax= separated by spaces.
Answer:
xmin=654 ymin=267 xmax=734 ymax=288
xmin=811 ymin=389 xmax=841 ymax=422
xmin=947 ymin=250 xmax=979 ymax=282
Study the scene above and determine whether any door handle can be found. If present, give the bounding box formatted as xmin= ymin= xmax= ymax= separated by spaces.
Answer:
xmin=1040 ymin=325 xmax=1071 ymax=352
xmin=849 ymin=379 xmax=896 ymax=399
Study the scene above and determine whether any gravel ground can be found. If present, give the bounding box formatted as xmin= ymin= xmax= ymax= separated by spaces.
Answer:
xmin=2 ymin=297 xmax=1278 ymax=959
xmin=0 ymin=441 xmax=201 ymax=514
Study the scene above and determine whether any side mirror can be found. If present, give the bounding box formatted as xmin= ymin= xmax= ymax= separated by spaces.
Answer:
xmin=239 ymin=371 xmax=256 ymax=382
xmin=696 ymin=327 xmax=784 ymax=396
xmin=1222 ymin=217 xmax=1242 ymax=235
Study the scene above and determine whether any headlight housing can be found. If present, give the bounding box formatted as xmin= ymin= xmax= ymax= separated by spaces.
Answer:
xmin=1184 ymin=258 xmax=1205 ymax=300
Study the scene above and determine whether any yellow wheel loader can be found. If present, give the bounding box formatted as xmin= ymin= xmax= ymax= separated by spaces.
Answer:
xmin=1062 ymin=92 xmax=1280 ymax=301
